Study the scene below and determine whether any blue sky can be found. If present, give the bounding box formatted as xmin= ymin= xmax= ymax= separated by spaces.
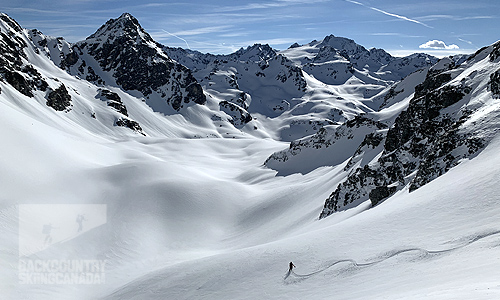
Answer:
xmin=2 ymin=0 xmax=499 ymax=56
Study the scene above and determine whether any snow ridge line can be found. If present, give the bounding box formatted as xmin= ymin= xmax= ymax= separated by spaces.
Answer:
xmin=285 ymin=229 xmax=500 ymax=281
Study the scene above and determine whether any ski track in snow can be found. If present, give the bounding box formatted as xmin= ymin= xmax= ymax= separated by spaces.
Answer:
xmin=284 ymin=229 xmax=500 ymax=283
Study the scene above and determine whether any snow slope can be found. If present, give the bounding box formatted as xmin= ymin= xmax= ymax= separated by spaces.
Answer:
xmin=102 ymin=134 xmax=500 ymax=300
xmin=3 ymin=85 xmax=500 ymax=299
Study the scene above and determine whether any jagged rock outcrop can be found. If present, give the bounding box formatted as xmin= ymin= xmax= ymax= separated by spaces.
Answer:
xmin=489 ymin=41 xmax=500 ymax=62
xmin=230 ymin=43 xmax=277 ymax=63
xmin=99 ymin=89 xmax=128 ymax=116
xmin=46 ymin=84 xmax=71 ymax=111
xmin=219 ymin=101 xmax=252 ymax=127
xmin=0 ymin=14 xmax=49 ymax=97
xmin=115 ymin=117 xmax=145 ymax=135
xmin=4 ymin=70 xmax=33 ymax=97
xmin=490 ymin=69 xmax=500 ymax=97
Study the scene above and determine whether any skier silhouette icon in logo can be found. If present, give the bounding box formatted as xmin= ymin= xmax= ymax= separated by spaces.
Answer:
xmin=76 ymin=214 xmax=87 ymax=233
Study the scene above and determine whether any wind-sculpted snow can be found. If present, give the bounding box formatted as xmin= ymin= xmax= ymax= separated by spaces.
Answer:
xmin=96 ymin=140 xmax=500 ymax=300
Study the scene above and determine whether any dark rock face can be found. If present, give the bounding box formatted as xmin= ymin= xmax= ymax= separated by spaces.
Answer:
xmin=0 ymin=14 xmax=23 ymax=33
xmin=346 ymin=115 xmax=388 ymax=130
xmin=369 ymin=185 xmax=396 ymax=204
xmin=219 ymin=101 xmax=252 ymax=127
xmin=0 ymin=31 xmax=25 ymax=69
xmin=96 ymin=89 xmax=144 ymax=135
xmin=4 ymin=70 xmax=33 ymax=97
xmin=89 ymin=39 xmax=173 ymax=94
xmin=413 ymin=72 xmax=451 ymax=99
xmin=489 ymin=41 xmax=500 ymax=62
xmin=185 ymin=82 xmax=206 ymax=105
xmin=99 ymin=89 xmax=128 ymax=116
xmin=233 ymin=92 xmax=249 ymax=110
xmin=320 ymin=65 xmax=481 ymax=219
xmin=343 ymin=131 xmax=386 ymax=170
xmin=60 ymin=50 xmax=79 ymax=69
xmin=490 ymin=69 xmax=500 ymax=98
xmin=385 ymin=82 xmax=469 ymax=153
xmin=0 ymin=15 xmax=49 ymax=98
xmin=46 ymin=84 xmax=72 ymax=111
xmin=115 ymin=118 xmax=144 ymax=135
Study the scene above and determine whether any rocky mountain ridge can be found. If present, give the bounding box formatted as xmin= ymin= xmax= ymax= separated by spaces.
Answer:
xmin=0 ymin=12 xmax=443 ymax=141
xmin=265 ymin=39 xmax=500 ymax=219
xmin=36 ymin=13 xmax=206 ymax=113
xmin=163 ymin=34 xmax=439 ymax=140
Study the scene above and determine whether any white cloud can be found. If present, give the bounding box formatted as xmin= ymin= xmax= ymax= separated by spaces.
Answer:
xmin=419 ymin=40 xmax=459 ymax=50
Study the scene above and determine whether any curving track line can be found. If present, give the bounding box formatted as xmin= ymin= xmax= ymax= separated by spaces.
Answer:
xmin=284 ymin=229 xmax=500 ymax=281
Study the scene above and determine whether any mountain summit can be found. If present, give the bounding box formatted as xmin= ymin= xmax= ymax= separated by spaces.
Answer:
xmin=59 ymin=13 xmax=206 ymax=113
xmin=89 ymin=12 xmax=151 ymax=43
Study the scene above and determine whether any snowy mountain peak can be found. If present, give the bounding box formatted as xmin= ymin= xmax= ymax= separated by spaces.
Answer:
xmin=231 ymin=43 xmax=277 ymax=62
xmin=87 ymin=12 xmax=154 ymax=44
xmin=118 ymin=12 xmax=134 ymax=20
xmin=320 ymin=34 xmax=367 ymax=55
xmin=55 ymin=13 xmax=207 ymax=113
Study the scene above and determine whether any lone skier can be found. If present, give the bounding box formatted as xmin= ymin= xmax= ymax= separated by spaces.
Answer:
xmin=284 ymin=261 xmax=296 ymax=279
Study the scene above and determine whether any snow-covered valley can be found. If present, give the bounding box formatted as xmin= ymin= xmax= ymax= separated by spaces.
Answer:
xmin=1 ymin=12 xmax=500 ymax=299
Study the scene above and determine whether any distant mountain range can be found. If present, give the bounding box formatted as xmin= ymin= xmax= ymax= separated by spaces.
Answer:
xmin=1 ymin=11 xmax=499 ymax=219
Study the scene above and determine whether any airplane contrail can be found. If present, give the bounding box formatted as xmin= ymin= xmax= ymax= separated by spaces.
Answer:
xmin=161 ymin=29 xmax=190 ymax=49
xmin=345 ymin=0 xmax=433 ymax=29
